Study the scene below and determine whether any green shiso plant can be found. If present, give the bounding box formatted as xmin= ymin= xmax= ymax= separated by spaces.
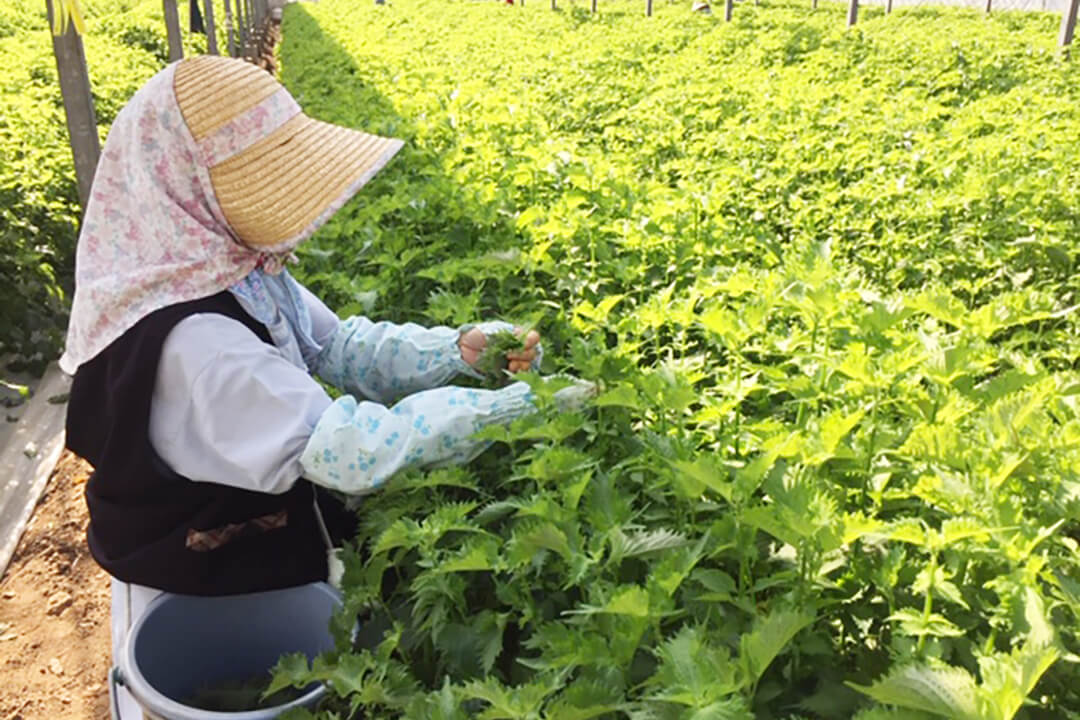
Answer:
xmin=263 ymin=0 xmax=1080 ymax=716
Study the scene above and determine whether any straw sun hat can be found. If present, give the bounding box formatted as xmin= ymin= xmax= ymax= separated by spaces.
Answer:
xmin=174 ymin=55 xmax=403 ymax=251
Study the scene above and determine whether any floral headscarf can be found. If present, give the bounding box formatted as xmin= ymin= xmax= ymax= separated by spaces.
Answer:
xmin=60 ymin=63 xmax=303 ymax=373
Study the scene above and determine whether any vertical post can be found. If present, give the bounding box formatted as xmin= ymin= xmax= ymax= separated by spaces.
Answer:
xmin=258 ymin=0 xmax=269 ymax=60
xmin=984 ymin=0 xmax=991 ymax=12
xmin=847 ymin=0 xmax=858 ymax=26
xmin=45 ymin=0 xmax=100 ymax=212
xmin=244 ymin=0 xmax=254 ymax=59
xmin=812 ymin=0 xmax=818 ymax=8
xmin=236 ymin=0 xmax=248 ymax=55
xmin=163 ymin=0 xmax=184 ymax=61
xmin=1060 ymin=0 xmax=1079 ymax=50
xmin=886 ymin=0 xmax=892 ymax=13
xmin=725 ymin=0 xmax=733 ymax=20
xmin=646 ymin=0 xmax=652 ymax=15
xmin=203 ymin=0 xmax=218 ymax=54
xmin=551 ymin=0 xmax=557 ymax=10
xmin=592 ymin=0 xmax=596 ymax=12
xmin=223 ymin=0 xmax=235 ymax=56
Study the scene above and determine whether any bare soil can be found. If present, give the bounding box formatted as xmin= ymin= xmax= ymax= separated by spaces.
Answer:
xmin=0 ymin=451 xmax=110 ymax=720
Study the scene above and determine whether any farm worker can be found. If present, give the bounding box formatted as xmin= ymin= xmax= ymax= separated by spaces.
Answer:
xmin=59 ymin=55 xmax=593 ymax=718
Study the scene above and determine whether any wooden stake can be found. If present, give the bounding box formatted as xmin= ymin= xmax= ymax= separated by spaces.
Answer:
xmin=45 ymin=0 xmax=100 ymax=212
xmin=203 ymin=0 xmax=218 ymax=54
xmin=847 ymin=0 xmax=858 ymax=26
xmin=725 ymin=0 xmax=733 ymax=20
xmin=223 ymin=0 xmax=236 ymax=56
xmin=1061 ymin=0 xmax=1080 ymax=50
xmin=163 ymin=0 xmax=184 ymax=62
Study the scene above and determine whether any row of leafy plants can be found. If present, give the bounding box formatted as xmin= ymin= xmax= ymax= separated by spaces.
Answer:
xmin=268 ymin=0 xmax=1080 ymax=718
xmin=0 ymin=0 xmax=217 ymax=379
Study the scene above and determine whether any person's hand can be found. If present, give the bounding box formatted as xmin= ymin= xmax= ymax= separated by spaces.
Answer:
xmin=459 ymin=325 xmax=541 ymax=374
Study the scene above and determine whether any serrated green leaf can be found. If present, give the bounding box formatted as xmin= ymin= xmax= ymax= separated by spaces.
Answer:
xmin=605 ymin=585 xmax=651 ymax=617
xmin=851 ymin=707 xmax=938 ymax=720
xmin=669 ymin=456 xmax=733 ymax=502
xmin=649 ymin=626 xmax=742 ymax=705
xmin=821 ymin=406 xmax=867 ymax=455
xmin=525 ymin=446 xmax=596 ymax=482
xmin=687 ymin=699 xmax=755 ymax=720
xmin=372 ymin=518 xmax=420 ymax=555
xmin=610 ymin=527 xmax=689 ymax=561
xmin=888 ymin=520 xmax=928 ymax=547
xmin=888 ymin=608 xmax=966 ymax=638
xmin=977 ymin=638 xmax=1059 ymax=720
xmin=265 ymin=652 xmax=312 ymax=697
xmin=848 ymin=663 xmax=980 ymax=720
xmin=507 ymin=522 xmax=573 ymax=565
xmin=594 ymin=383 xmax=642 ymax=409
xmin=544 ymin=680 xmax=624 ymax=720
xmin=739 ymin=607 xmax=816 ymax=685
xmin=438 ymin=537 xmax=501 ymax=573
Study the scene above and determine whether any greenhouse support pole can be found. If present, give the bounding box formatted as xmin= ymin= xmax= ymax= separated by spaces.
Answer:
xmin=257 ymin=0 xmax=269 ymax=60
xmin=203 ymin=0 xmax=218 ymax=54
xmin=1061 ymin=0 xmax=1080 ymax=50
xmin=232 ymin=0 xmax=244 ymax=52
xmin=244 ymin=0 xmax=255 ymax=59
xmin=223 ymin=0 xmax=236 ymax=56
xmin=847 ymin=0 xmax=858 ymax=26
xmin=45 ymin=0 xmax=100 ymax=212
xmin=164 ymin=0 xmax=184 ymax=61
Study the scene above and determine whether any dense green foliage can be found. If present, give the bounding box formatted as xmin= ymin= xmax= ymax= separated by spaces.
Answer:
xmin=0 ymin=0 xmax=216 ymax=374
xmin=269 ymin=1 xmax=1080 ymax=718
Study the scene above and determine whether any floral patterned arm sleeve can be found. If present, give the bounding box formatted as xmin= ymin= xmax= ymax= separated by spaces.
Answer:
xmin=299 ymin=382 xmax=535 ymax=495
xmin=312 ymin=316 xmax=473 ymax=404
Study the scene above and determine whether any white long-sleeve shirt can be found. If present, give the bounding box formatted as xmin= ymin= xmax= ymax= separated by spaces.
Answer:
xmin=147 ymin=286 xmax=531 ymax=495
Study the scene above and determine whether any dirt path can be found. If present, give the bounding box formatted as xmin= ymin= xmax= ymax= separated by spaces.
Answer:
xmin=0 ymin=451 xmax=110 ymax=720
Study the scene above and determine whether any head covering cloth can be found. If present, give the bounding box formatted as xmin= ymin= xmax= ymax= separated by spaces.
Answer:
xmin=60 ymin=56 xmax=403 ymax=374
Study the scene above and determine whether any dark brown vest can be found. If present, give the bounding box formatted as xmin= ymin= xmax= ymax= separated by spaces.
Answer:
xmin=66 ymin=291 xmax=356 ymax=595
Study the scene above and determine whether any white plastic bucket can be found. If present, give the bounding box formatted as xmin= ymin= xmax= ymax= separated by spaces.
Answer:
xmin=109 ymin=582 xmax=341 ymax=720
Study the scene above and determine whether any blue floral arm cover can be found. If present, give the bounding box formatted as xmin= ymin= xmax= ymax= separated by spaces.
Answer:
xmin=314 ymin=318 xmax=544 ymax=402
xmin=313 ymin=317 xmax=473 ymax=404
xmin=299 ymin=382 xmax=535 ymax=495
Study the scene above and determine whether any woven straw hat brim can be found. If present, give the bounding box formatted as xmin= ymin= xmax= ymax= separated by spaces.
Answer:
xmin=210 ymin=112 xmax=404 ymax=251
